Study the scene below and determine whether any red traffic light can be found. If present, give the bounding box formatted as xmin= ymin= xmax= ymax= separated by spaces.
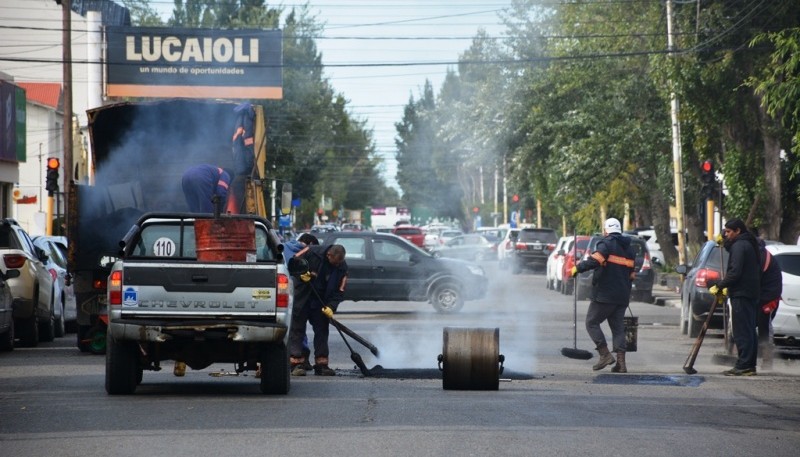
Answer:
xmin=701 ymin=160 xmax=713 ymax=173
xmin=472 ymin=206 xmax=480 ymax=214
xmin=512 ymin=194 xmax=520 ymax=203
xmin=47 ymin=157 xmax=60 ymax=170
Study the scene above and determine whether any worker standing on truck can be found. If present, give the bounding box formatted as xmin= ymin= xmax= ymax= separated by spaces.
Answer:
xmin=288 ymin=244 xmax=348 ymax=376
xmin=181 ymin=164 xmax=231 ymax=213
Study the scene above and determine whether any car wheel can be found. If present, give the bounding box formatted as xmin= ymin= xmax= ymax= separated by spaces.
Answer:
xmin=18 ymin=316 xmax=39 ymax=347
xmin=679 ymin=300 xmax=688 ymax=335
xmin=430 ymin=283 xmax=464 ymax=313
xmin=260 ymin=342 xmax=290 ymax=395
xmin=39 ymin=308 xmax=56 ymax=343
xmin=54 ymin=299 xmax=66 ymax=338
xmin=0 ymin=319 xmax=14 ymax=351
xmin=687 ymin=311 xmax=702 ymax=339
xmin=105 ymin=334 xmax=139 ymax=395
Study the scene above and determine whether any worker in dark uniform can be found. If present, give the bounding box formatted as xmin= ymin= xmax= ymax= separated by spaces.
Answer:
xmin=711 ymin=219 xmax=761 ymax=376
xmin=287 ymin=244 xmax=348 ymax=376
xmin=570 ymin=218 xmax=636 ymax=372
xmin=181 ymin=164 xmax=231 ymax=213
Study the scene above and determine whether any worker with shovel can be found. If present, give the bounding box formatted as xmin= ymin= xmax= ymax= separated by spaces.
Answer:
xmin=569 ymin=218 xmax=636 ymax=372
xmin=287 ymin=244 xmax=348 ymax=376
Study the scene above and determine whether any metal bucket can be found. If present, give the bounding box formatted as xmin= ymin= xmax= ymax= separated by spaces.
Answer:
xmin=438 ymin=327 xmax=504 ymax=391
xmin=624 ymin=316 xmax=638 ymax=353
xmin=195 ymin=218 xmax=256 ymax=262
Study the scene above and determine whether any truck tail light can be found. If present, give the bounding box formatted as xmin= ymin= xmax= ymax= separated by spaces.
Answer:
xmin=3 ymin=254 xmax=26 ymax=269
xmin=108 ymin=270 xmax=123 ymax=306
xmin=695 ymin=268 xmax=720 ymax=288
xmin=277 ymin=273 xmax=289 ymax=308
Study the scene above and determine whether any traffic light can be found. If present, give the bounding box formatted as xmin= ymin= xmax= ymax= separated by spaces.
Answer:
xmin=46 ymin=157 xmax=60 ymax=195
xmin=700 ymin=160 xmax=714 ymax=198
xmin=512 ymin=194 xmax=520 ymax=203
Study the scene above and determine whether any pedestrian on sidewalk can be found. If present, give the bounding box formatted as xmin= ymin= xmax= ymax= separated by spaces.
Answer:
xmin=711 ymin=219 xmax=761 ymax=376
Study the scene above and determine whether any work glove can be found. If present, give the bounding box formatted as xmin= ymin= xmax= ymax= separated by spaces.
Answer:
xmin=322 ymin=306 xmax=334 ymax=319
xmin=708 ymin=285 xmax=727 ymax=297
xmin=714 ymin=233 xmax=724 ymax=245
xmin=569 ymin=266 xmax=578 ymax=277
xmin=300 ymin=271 xmax=312 ymax=283
xmin=762 ymin=300 xmax=777 ymax=314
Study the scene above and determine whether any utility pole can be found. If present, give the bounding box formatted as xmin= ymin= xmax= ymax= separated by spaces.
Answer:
xmin=58 ymin=0 xmax=73 ymax=235
xmin=667 ymin=0 xmax=687 ymax=265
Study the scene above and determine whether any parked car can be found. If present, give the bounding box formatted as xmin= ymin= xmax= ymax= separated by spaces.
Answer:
xmin=437 ymin=229 xmax=464 ymax=247
xmin=0 ymin=266 xmax=21 ymax=351
xmin=341 ymin=223 xmax=368 ymax=232
xmin=546 ymin=236 xmax=571 ymax=291
xmin=766 ymin=244 xmax=800 ymax=355
xmin=559 ymin=235 xmax=592 ymax=295
xmin=317 ymin=231 xmax=488 ymax=313
xmin=497 ymin=228 xmax=520 ymax=270
xmin=392 ymin=225 xmax=426 ymax=248
xmin=575 ymin=235 xmax=655 ymax=303
xmin=511 ymin=227 xmax=559 ymax=274
xmin=310 ymin=224 xmax=339 ymax=233
xmin=476 ymin=226 xmax=508 ymax=241
xmin=33 ymin=236 xmax=77 ymax=337
xmin=675 ymin=240 xmax=729 ymax=338
xmin=430 ymin=234 xmax=498 ymax=261
xmin=635 ymin=228 xmax=679 ymax=267
xmin=0 ymin=219 xmax=55 ymax=347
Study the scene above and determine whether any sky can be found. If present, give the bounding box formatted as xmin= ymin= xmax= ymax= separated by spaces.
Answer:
xmin=152 ymin=0 xmax=513 ymax=190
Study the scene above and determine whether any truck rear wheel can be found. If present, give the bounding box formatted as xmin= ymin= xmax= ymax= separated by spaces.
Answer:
xmin=260 ymin=343 xmax=290 ymax=395
xmin=106 ymin=334 xmax=138 ymax=395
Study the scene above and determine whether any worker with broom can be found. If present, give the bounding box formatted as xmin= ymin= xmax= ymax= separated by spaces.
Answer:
xmin=570 ymin=218 xmax=636 ymax=372
xmin=287 ymin=244 xmax=348 ymax=376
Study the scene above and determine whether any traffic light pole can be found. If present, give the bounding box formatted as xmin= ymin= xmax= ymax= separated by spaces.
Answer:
xmin=706 ymin=197 xmax=715 ymax=242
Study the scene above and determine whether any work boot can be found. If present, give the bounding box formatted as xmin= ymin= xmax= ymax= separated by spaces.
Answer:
xmin=611 ymin=352 xmax=627 ymax=373
xmin=291 ymin=364 xmax=307 ymax=377
xmin=314 ymin=364 xmax=336 ymax=376
xmin=592 ymin=345 xmax=615 ymax=371
xmin=300 ymin=352 xmax=313 ymax=371
xmin=760 ymin=343 xmax=774 ymax=371
xmin=173 ymin=361 xmax=186 ymax=377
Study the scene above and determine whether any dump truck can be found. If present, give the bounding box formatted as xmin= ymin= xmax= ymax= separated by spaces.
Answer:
xmin=68 ymin=99 xmax=271 ymax=354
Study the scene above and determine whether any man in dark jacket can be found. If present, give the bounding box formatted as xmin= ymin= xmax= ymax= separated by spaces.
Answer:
xmin=711 ymin=219 xmax=761 ymax=376
xmin=570 ymin=218 xmax=636 ymax=372
xmin=288 ymin=244 xmax=348 ymax=376
xmin=755 ymin=235 xmax=782 ymax=370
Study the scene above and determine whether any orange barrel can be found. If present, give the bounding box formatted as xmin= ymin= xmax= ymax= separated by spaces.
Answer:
xmin=195 ymin=218 xmax=256 ymax=262
xmin=439 ymin=327 xmax=503 ymax=390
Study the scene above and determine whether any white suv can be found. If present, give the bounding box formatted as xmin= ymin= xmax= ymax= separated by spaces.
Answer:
xmin=0 ymin=219 xmax=55 ymax=347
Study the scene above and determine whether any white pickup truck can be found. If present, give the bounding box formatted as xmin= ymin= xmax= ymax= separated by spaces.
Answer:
xmin=104 ymin=213 xmax=292 ymax=395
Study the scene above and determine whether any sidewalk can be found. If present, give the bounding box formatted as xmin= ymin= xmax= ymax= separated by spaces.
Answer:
xmin=652 ymin=272 xmax=681 ymax=308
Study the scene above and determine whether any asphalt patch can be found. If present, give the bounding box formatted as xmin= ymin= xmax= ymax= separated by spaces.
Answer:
xmin=338 ymin=365 xmax=536 ymax=380
xmin=592 ymin=374 xmax=705 ymax=387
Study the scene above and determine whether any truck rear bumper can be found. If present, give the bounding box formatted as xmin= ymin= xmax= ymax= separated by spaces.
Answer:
xmin=109 ymin=319 xmax=288 ymax=343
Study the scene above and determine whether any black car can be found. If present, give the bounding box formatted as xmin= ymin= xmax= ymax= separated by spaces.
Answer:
xmin=575 ymin=235 xmax=655 ymax=303
xmin=511 ymin=228 xmax=559 ymax=274
xmin=675 ymin=241 xmax=729 ymax=338
xmin=309 ymin=231 xmax=488 ymax=313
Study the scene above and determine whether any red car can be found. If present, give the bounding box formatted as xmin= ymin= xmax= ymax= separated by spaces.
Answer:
xmin=392 ymin=225 xmax=425 ymax=248
xmin=560 ymin=235 xmax=591 ymax=295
